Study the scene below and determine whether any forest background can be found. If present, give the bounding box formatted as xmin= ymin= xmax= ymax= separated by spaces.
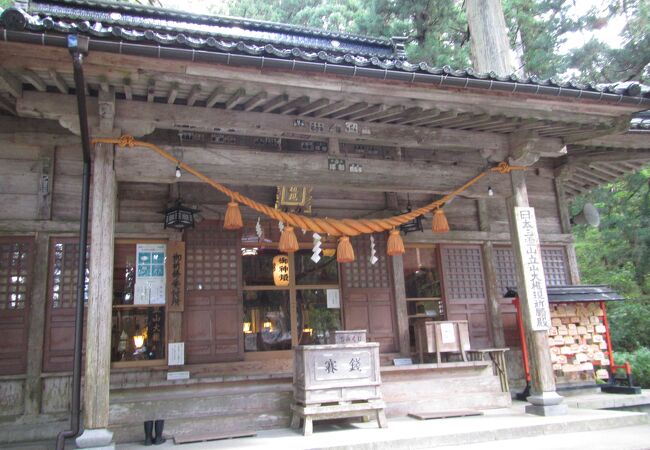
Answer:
xmin=3 ymin=0 xmax=648 ymax=384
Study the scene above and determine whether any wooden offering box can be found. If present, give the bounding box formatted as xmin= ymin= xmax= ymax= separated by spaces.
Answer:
xmin=415 ymin=319 xmax=471 ymax=364
xmin=291 ymin=342 xmax=387 ymax=435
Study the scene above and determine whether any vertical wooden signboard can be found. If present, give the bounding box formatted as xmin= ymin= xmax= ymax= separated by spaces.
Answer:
xmin=513 ymin=207 xmax=551 ymax=331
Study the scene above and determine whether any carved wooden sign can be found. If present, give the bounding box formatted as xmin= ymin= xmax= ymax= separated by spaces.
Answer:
xmin=165 ymin=241 xmax=185 ymax=312
xmin=276 ymin=185 xmax=312 ymax=213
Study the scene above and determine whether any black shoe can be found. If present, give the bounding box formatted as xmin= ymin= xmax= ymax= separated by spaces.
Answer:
xmin=153 ymin=419 xmax=166 ymax=445
xmin=144 ymin=420 xmax=154 ymax=446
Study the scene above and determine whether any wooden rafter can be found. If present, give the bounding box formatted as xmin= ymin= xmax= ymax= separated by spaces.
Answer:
xmin=22 ymin=69 xmax=47 ymax=92
xmin=186 ymin=84 xmax=201 ymax=106
xmin=241 ymin=91 xmax=267 ymax=111
xmin=0 ymin=67 xmax=22 ymax=98
xmin=205 ymin=86 xmax=223 ymax=108
xmin=48 ymin=70 xmax=69 ymax=94
xmin=224 ymin=87 xmax=246 ymax=109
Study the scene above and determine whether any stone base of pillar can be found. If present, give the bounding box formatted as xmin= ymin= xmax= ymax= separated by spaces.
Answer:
xmin=75 ymin=428 xmax=115 ymax=449
xmin=525 ymin=403 xmax=569 ymax=416
xmin=525 ymin=391 xmax=567 ymax=416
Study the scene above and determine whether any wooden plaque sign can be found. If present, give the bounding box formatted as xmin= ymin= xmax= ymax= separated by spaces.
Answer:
xmin=166 ymin=241 xmax=185 ymax=312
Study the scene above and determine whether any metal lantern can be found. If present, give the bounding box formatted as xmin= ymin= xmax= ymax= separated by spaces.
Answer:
xmin=399 ymin=195 xmax=423 ymax=234
xmin=163 ymin=200 xmax=199 ymax=230
xmin=399 ymin=206 xmax=424 ymax=234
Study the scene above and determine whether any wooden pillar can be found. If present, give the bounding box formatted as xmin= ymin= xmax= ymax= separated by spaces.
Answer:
xmin=482 ymin=242 xmax=506 ymax=348
xmin=391 ymin=254 xmax=410 ymax=357
xmin=507 ymin=170 xmax=566 ymax=415
xmin=80 ymin=142 xmax=116 ymax=444
xmin=478 ymin=198 xmax=506 ymax=347
xmin=23 ymin=232 xmax=49 ymax=416
xmin=554 ymin=177 xmax=581 ymax=284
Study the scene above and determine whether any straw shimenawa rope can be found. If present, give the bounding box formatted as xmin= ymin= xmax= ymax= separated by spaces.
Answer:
xmin=93 ymin=135 xmax=525 ymax=236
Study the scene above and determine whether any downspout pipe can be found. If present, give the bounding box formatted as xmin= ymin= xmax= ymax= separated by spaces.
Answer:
xmin=56 ymin=34 xmax=91 ymax=450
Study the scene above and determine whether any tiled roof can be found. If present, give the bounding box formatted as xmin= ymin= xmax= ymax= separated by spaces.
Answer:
xmin=1 ymin=0 xmax=649 ymax=105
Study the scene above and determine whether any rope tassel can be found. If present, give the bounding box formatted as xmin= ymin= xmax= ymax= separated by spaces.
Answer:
xmin=337 ymin=236 xmax=355 ymax=263
xmin=279 ymin=226 xmax=299 ymax=253
xmin=387 ymin=229 xmax=405 ymax=256
xmin=224 ymin=201 xmax=243 ymax=230
xmin=432 ymin=208 xmax=450 ymax=233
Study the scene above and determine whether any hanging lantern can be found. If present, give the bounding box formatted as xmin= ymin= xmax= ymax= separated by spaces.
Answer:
xmin=272 ymin=254 xmax=290 ymax=286
xmin=163 ymin=199 xmax=200 ymax=230
xmin=399 ymin=195 xmax=423 ymax=234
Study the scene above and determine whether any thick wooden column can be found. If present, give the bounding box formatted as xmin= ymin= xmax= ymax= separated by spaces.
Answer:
xmin=554 ymin=177 xmax=581 ymax=284
xmin=478 ymin=198 xmax=506 ymax=348
xmin=507 ymin=171 xmax=566 ymax=415
xmin=81 ymin=142 xmax=116 ymax=438
xmin=23 ymin=232 xmax=50 ymax=416
xmin=391 ymin=254 xmax=410 ymax=357
xmin=482 ymin=242 xmax=506 ymax=348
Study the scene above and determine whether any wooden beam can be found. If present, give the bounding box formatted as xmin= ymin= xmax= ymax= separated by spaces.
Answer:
xmin=0 ymin=96 xmax=16 ymax=115
xmin=123 ymin=78 xmax=133 ymax=101
xmin=98 ymin=76 xmax=110 ymax=93
xmin=565 ymin=149 xmax=650 ymax=164
xmin=275 ymin=95 xmax=309 ymax=114
xmin=22 ymin=70 xmax=47 ymax=92
xmin=98 ymin=87 xmax=115 ymax=133
xmin=114 ymin=143 xmax=490 ymax=193
xmin=185 ymin=84 xmax=201 ymax=106
xmin=167 ymin=82 xmax=179 ymax=104
xmin=586 ymin=163 xmax=624 ymax=179
xmin=205 ymin=85 xmax=223 ymax=108
xmin=48 ymin=70 xmax=69 ymax=94
xmin=329 ymin=102 xmax=368 ymax=119
xmin=146 ymin=79 xmax=156 ymax=103
xmin=408 ymin=111 xmax=457 ymax=126
xmin=225 ymin=87 xmax=246 ymax=109
xmin=363 ymin=106 xmax=404 ymax=122
xmin=345 ymin=104 xmax=383 ymax=121
xmin=391 ymin=255 xmax=411 ymax=357
xmin=17 ymin=91 xmax=537 ymax=154
xmin=260 ymin=94 xmax=289 ymax=112
xmin=241 ymin=91 xmax=267 ymax=111
xmin=0 ymin=67 xmax=23 ymax=98
xmin=574 ymin=167 xmax=610 ymax=184
xmin=312 ymin=100 xmax=349 ymax=118
xmin=394 ymin=109 xmax=442 ymax=125
xmin=383 ymin=107 xmax=423 ymax=124
xmin=299 ymin=98 xmax=329 ymax=115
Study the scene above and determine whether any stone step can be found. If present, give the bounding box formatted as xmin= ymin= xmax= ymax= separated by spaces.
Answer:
xmin=116 ymin=403 xmax=649 ymax=449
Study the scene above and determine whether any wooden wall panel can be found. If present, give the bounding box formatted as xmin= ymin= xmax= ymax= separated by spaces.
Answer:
xmin=51 ymin=146 xmax=83 ymax=221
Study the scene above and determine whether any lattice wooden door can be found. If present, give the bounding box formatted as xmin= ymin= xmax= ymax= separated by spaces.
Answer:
xmin=0 ymin=236 xmax=34 ymax=375
xmin=183 ymin=221 xmax=243 ymax=363
xmin=341 ymin=234 xmax=398 ymax=353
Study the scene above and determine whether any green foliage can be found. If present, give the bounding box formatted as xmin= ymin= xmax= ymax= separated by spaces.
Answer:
xmin=573 ymin=169 xmax=650 ymax=351
xmin=566 ymin=0 xmax=649 ymax=83
xmin=614 ymin=348 xmax=650 ymax=388
xmin=0 ymin=0 xmax=14 ymax=9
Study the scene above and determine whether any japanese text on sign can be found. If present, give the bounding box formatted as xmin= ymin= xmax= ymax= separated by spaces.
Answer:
xmin=514 ymin=207 xmax=551 ymax=331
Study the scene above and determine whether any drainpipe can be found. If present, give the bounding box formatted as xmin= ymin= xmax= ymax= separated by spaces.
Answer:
xmin=56 ymin=34 xmax=91 ymax=450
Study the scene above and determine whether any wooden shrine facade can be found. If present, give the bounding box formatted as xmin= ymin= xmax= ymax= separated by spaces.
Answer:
xmin=0 ymin=0 xmax=649 ymax=445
